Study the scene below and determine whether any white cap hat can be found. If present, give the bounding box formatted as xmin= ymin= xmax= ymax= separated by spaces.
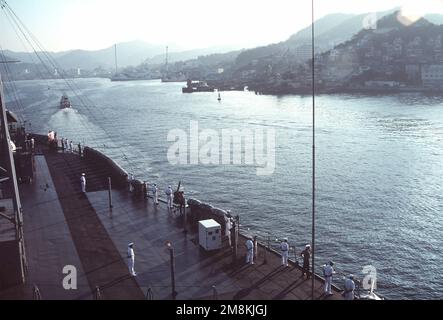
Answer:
xmin=81 ymin=173 xmax=85 ymax=176
xmin=306 ymin=244 xmax=311 ymax=248
xmin=128 ymin=242 xmax=134 ymax=247
xmin=283 ymin=237 xmax=288 ymax=241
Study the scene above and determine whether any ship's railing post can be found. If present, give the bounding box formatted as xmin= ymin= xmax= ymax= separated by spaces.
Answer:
xmin=166 ymin=242 xmax=177 ymax=299
xmin=253 ymin=236 xmax=258 ymax=261
xmin=264 ymin=233 xmax=270 ymax=264
xmin=94 ymin=286 xmax=102 ymax=300
xmin=143 ymin=181 xmax=148 ymax=200
xmin=108 ymin=177 xmax=113 ymax=209
xmin=33 ymin=284 xmax=42 ymax=300
xmin=232 ymin=216 xmax=239 ymax=265
xmin=212 ymin=285 xmax=218 ymax=300
xmin=356 ymin=279 xmax=361 ymax=299
xmin=146 ymin=287 xmax=154 ymax=300
xmin=293 ymin=244 xmax=297 ymax=266
xmin=183 ymin=202 xmax=187 ymax=235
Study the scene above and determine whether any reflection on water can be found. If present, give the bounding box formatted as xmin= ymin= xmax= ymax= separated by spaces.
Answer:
xmin=7 ymin=78 xmax=443 ymax=300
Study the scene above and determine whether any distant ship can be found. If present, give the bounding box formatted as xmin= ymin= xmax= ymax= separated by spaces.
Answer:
xmin=60 ymin=94 xmax=71 ymax=108
xmin=161 ymin=73 xmax=187 ymax=83
xmin=182 ymin=79 xmax=215 ymax=93
xmin=110 ymin=73 xmax=132 ymax=82
xmin=110 ymin=73 xmax=158 ymax=82
xmin=161 ymin=46 xmax=187 ymax=83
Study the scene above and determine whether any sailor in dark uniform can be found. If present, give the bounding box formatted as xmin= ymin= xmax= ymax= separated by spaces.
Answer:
xmin=300 ymin=244 xmax=311 ymax=279
xmin=245 ymin=237 xmax=254 ymax=265
xmin=344 ymin=274 xmax=355 ymax=300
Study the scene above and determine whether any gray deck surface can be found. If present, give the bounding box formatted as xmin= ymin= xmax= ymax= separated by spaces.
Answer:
xmin=0 ymin=150 xmax=342 ymax=300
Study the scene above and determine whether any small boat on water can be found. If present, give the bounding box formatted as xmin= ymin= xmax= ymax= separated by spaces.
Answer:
xmin=182 ymin=79 xmax=215 ymax=93
xmin=60 ymin=94 xmax=71 ymax=109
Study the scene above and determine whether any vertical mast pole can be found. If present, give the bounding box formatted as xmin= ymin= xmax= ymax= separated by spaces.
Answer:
xmin=165 ymin=46 xmax=169 ymax=75
xmin=114 ymin=44 xmax=118 ymax=74
xmin=311 ymin=0 xmax=316 ymax=301
xmin=0 ymin=71 xmax=26 ymax=284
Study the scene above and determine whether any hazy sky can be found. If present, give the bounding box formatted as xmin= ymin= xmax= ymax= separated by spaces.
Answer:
xmin=1 ymin=0 xmax=443 ymax=52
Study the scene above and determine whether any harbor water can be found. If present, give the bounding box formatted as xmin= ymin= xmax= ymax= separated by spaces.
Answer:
xmin=5 ymin=78 xmax=443 ymax=299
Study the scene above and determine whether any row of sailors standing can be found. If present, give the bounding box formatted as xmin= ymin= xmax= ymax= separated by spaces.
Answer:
xmin=123 ymin=185 xmax=357 ymax=299
xmin=127 ymin=174 xmax=174 ymax=207
xmin=245 ymin=236 xmax=356 ymax=299
xmin=127 ymin=174 xmax=187 ymax=213
xmin=60 ymin=137 xmax=82 ymax=155
xmin=322 ymin=261 xmax=355 ymax=299
xmin=24 ymin=135 xmax=35 ymax=153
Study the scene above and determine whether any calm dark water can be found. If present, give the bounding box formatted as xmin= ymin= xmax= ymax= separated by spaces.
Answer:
xmin=5 ymin=78 xmax=443 ymax=299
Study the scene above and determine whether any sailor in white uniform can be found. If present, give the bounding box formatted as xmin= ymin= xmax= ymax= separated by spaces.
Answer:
xmin=280 ymin=238 xmax=289 ymax=267
xmin=165 ymin=185 xmax=173 ymax=208
xmin=152 ymin=183 xmax=159 ymax=205
xmin=128 ymin=174 xmax=134 ymax=193
xmin=80 ymin=173 xmax=86 ymax=193
xmin=344 ymin=274 xmax=355 ymax=300
xmin=225 ymin=211 xmax=232 ymax=247
xmin=245 ymin=237 xmax=254 ymax=265
xmin=323 ymin=261 xmax=335 ymax=295
xmin=127 ymin=242 xmax=136 ymax=276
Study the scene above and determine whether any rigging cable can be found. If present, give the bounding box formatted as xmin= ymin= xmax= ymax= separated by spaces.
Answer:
xmin=311 ymin=0 xmax=316 ymax=300
xmin=1 ymin=0 xmax=143 ymax=174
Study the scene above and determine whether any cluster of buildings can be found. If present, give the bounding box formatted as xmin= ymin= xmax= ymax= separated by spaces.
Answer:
xmin=202 ymin=19 xmax=443 ymax=94
xmin=316 ymin=27 xmax=443 ymax=91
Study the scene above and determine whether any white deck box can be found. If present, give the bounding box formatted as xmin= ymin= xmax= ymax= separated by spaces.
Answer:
xmin=198 ymin=219 xmax=222 ymax=251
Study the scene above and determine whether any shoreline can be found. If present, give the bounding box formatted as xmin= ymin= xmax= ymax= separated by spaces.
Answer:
xmin=244 ymin=86 xmax=443 ymax=96
xmin=8 ymin=77 xmax=443 ymax=97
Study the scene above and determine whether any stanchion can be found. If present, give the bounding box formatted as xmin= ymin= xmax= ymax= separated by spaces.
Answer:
xmin=166 ymin=242 xmax=177 ymax=299
xmin=253 ymin=236 xmax=258 ymax=261
xmin=33 ymin=284 xmax=42 ymax=300
xmin=108 ymin=177 xmax=113 ymax=209
xmin=146 ymin=287 xmax=154 ymax=300
xmin=212 ymin=285 xmax=218 ymax=300
xmin=94 ymin=286 xmax=102 ymax=300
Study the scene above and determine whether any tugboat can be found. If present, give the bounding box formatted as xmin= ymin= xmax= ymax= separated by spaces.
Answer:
xmin=182 ymin=79 xmax=215 ymax=93
xmin=60 ymin=93 xmax=71 ymax=109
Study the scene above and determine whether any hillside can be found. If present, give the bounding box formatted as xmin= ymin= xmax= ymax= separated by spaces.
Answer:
xmin=234 ymin=9 xmax=398 ymax=67
xmin=315 ymin=11 xmax=443 ymax=89
xmin=193 ymin=11 xmax=443 ymax=94
xmin=3 ymin=40 xmax=171 ymax=70
xmin=145 ymin=45 xmax=244 ymax=65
